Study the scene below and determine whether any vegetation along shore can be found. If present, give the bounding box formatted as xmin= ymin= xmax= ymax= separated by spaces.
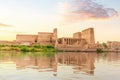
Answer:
xmin=0 ymin=44 xmax=59 ymax=52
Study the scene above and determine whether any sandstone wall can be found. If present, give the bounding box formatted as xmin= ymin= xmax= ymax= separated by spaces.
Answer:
xmin=107 ymin=41 xmax=120 ymax=49
xmin=82 ymin=28 xmax=95 ymax=44
xmin=57 ymin=37 xmax=87 ymax=49
xmin=16 ymin=35 xmax=37 ymax=43
xmin=37 ymin=32 xmax=53 ymax=42
xmin=15 ymin=28 xmax=58 ymax=46
xmin=37 ymin=32 xmax=54 ymax=45
xmin=73 ymin=32 xmax=81 ymax=39
xmin=53 ymin=28 xmax=57 ymax=41
xmin=37 ymin=28 xmax=58 ymax=45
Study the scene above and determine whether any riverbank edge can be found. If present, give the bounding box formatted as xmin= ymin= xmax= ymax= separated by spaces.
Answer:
xmin=0 ymin=44 xmax=119 ymax=53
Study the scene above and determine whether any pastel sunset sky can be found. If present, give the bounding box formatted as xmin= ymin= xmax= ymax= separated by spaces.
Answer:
xmin=0 ymin=0 xmax=120 ymax=43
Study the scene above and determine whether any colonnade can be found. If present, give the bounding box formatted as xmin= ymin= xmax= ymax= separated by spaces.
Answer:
xmin=62 ymin=38 xmax=80 ymax=45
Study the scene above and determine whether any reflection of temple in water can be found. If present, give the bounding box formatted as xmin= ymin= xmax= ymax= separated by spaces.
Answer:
xmin=56 ymin=53 xmax=95 ymax=75
xmin=7 ymin=53 xmax=95 ymax=74
xmin=14 ymin=55 xmax=56 ymax=71
xmin=13 ymin=53 xmax=96 ymax=75
xmin=0 ymin=52 xmax=119 ymax=76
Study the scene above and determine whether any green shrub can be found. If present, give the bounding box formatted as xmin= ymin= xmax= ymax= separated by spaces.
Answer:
xmin=102 ymin=42 xmax=108 ymax=48
xmin=20 ymin=46 xmax=29 ymax=52
xmin=0 ymin=44 xmax=5 ymax=47
xmin=10 ymin=45 xmax=16 ymax=47
xmin=33 ymin=45 xmax=41 ymax=48
xmin=96 ymin=48 xmax=103 ymax=53
xmin=42 ymin=45 xmax=54 ymax=49
xmin=13 ymin=47 xmax=20 ymax=51
xmin=46 ymin=45 xmax=54 ymax=48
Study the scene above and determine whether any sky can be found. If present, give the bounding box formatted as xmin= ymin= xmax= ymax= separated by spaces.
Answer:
xmin=0 ymin=0 xmax=120 ymax=43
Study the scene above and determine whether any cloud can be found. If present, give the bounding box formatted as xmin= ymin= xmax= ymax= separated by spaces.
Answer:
xmin=0 ymin=23 xmax=11 ymax=27
xmin=59 ymin=0 xmax=118 ymax=23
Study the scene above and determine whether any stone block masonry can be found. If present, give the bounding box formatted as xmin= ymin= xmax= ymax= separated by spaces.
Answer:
xmin=15 ymin=28 xmax=95 ymax=51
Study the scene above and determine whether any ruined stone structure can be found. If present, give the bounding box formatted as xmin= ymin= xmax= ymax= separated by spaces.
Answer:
xmin=56 ymin=28 xmax=95 ymax=51
xmin=57 ymin=38 xmax=87 ymax=48
xmin=73 ymin=32 xmax=81 ymax=39
xmin=107 ymin=41 xmax=120 ymax=50
xmin=82 ymin=28 xmax=95 ymax=44
xmin=2 ymin=27 xmax=120 ymax=52
xmin=16 ymin=28 xmax=57 ymax=46
xmin=16 ymin=35 xmax=37 ymax=45
xmin=37 ymin=28 xmax=57 ymax=45
xmin=12 ymin=28 xmax=95 ymax=50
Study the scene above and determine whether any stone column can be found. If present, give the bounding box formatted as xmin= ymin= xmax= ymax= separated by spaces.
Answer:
xmin=71 ymin=39 xmax=72 ymax=45
xmin=69 ymin=38 xmax=71 ymax=45
xmin=70 ymin=39 xmax=71 ymax=45
xmin=68 ymin=38 xmax=69 ymax=45
xmin=67 ymin=38 xmax=69 ymax=45
xmin=62 ymin=38 xmax=65 ymax=44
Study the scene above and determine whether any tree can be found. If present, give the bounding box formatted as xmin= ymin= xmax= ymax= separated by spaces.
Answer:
xmin=102 ymin=42 xmax=108 ymax=48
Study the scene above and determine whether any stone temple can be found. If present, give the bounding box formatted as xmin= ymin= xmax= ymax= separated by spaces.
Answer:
xmin=15 ymin=28 xmax=95 ymax=51
xmin=16 ymin=28 xmax=57 ymax=46
xmin=1 ymin=28 xmax=120 ymax=51
xmin=56 ymin=28 xmax=95 ymax=51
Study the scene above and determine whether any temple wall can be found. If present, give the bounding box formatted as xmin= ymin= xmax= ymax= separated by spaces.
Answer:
xmin=57 ymin=38 xmax=88 ymax=50
xmin=7 ymin=28 xmax=96 ymax=49
xmin=53 ymin=28 xmax=57 ymax=41
xmin=15 ymin=28 xmax=58 ymax=46
xmin=37 ymin=28 xmax=58 ymax=45
xmin=82 ymin=28 xmax=95 ymax=44
xmin=73 ymin=32 xmax=81 ymax=39
xmin=107 ymin=41 xmax=120 ymax=49
xmin=37 ymin=32 xmax=54 ymax=45
xmin=56 ymin=28 xmax=95 ymax=50
xmin=37 ymin=32 xmax=53 ymax=42
xmin=16 ymin=35 xmax=37 ymax=43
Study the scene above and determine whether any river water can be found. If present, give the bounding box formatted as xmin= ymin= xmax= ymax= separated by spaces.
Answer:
xmin=0 ymin=52 xmax=120 ymax=80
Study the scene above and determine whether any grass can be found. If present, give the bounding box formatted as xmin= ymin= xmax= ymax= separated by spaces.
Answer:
xmin=0 ymin=44 xmax=57 ymax=52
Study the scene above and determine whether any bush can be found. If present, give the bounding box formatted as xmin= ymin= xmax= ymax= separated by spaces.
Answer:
xmin=42 ymin=45 xmax=54 ymax=49
xmin=33 ymin=45 xmax=41 ymax=48
xmin=10 ymin=47 xmax=18 ymax=51
xmin=47 ymin=45 xmax=54 ymax=48
xmin=0 ymin=44 xmax=5 ymax=47
xmin=102 ymin=42 xmax=108 ymax=48
xmin=20 ymin=46 xmax=29 ymax=52
xmin=10 ymin=45 xmax=17 ymax=47
xmin=96 ymin=48 xmax=103 ymax=53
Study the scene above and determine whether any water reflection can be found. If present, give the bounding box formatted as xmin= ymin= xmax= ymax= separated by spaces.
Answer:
xmin=0 ymin=52 xmax=120 ymax=80
xmin=56 ymin=53 xmax=95 ymax=75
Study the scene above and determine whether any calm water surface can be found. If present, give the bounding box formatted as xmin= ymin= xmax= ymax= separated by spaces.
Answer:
xmin=0 ymin=52 xmax=120 ymax=80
